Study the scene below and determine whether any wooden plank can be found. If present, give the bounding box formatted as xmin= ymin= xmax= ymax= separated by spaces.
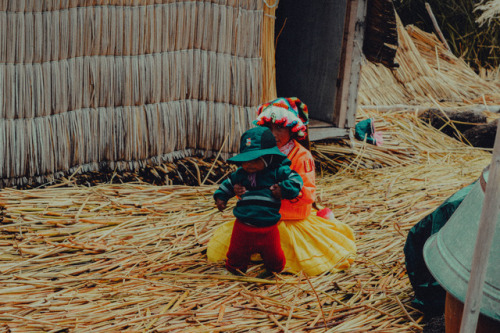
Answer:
xmin=308 ymin=119 xmax=350 ymax=141
xmin=334 ymin=0 xmax=358 ymax=129
xmin=425 ymin=2 xmax=451 ymax=52
xmin=345 ymin=0 xmax=368 ymax=129
xmin=335 ymin=0 xmax=368 ymax=129
xmin=459 ymin=121 xmax=500 ymax=332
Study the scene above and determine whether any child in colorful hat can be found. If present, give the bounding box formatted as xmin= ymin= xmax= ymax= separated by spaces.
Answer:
xmin=208 ymin=97 xmax=356 ymax=276
xmin=254 ymin=97 xmax=309 ymax=144
xmin=214 ymin=126 xmax=303 ymax=275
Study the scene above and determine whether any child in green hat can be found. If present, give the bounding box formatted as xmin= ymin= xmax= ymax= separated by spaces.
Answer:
xmin=214 ymin=126 xmax=303 ymax=275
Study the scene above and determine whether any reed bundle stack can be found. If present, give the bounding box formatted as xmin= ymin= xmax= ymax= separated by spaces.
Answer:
xmin=395 ymin=0 xmax=500 ymax=71
xmin=475 ymin=0 xmax=500 ymax=26
xmin=358 ymin=15 xmax=500 ymax=107
xmin=0 ymin=0 xmax=278 ymax=188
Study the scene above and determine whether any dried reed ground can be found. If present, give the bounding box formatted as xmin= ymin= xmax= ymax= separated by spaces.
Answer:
xmin=0 ymin=109 xmax=492 ymax=332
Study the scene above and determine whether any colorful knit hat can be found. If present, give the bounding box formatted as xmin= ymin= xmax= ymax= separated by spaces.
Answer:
xmin=253 ymin=97 xmax=309 ymax=140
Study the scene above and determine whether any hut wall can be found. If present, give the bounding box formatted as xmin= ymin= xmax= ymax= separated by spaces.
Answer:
xmin=0 ymin=0 xmax=271 ymax=187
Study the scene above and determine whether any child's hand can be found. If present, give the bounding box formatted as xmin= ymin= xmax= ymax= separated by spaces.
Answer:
xmin=270 ymin=184 xmax=282 ymax=199
xmin=215 ymin=198 xmax=227 ymax=211
xmin=233 ymin=184 xmax=247 ymax=197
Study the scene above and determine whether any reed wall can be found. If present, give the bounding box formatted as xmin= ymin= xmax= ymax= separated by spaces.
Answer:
xmin=0 ymin=0 xmax=270 ymax=187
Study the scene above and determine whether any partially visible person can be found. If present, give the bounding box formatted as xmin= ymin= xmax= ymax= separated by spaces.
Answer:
xmin=213 ymin=126 xmax=303 ymax=275
xmin=208 ymin=97 xmax=356 ymax=276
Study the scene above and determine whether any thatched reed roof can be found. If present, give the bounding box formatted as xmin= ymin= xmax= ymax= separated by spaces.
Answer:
xmin=0 ymin=1 xmax=279 ymax=188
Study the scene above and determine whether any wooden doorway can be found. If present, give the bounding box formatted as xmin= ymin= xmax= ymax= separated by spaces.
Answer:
xmin=274 ymin=0 xmax=367 ymax=140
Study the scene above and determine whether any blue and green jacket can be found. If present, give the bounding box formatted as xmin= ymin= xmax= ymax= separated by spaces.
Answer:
xmin=214 ymin=159 xmax=303 ymax=227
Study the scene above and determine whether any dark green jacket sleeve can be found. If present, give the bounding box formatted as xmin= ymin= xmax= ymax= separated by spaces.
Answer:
xmin=276 ymin=166 xmax=303 ymax=200
xmin=214 ymin=171 xmax=238 ymax=202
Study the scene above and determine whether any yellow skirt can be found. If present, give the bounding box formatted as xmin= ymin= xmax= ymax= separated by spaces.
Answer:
xmin=207 ymin=215 xmax=356 ymax=276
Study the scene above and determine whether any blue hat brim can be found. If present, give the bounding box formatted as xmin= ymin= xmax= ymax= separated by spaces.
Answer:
xmin=227 ymin=146 xmax=286 ymax=163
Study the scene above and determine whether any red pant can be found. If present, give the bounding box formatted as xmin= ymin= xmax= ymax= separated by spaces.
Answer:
xmin=226 ymin=219 xmax=285 ymax=274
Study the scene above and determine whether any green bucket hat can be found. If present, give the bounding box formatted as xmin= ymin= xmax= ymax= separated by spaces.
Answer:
xmin=228 ymin=127 xmax=286 ymax=163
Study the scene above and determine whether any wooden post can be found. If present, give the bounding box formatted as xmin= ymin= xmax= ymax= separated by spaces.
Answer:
xmin=335 ymin=0 xmax=368 ymax=129
xmin=425 ymin=2 xmax=451 ymax=52
xmin=459 ymin=121 xmax=500 ymax=332
xmin=345 ymin=0 xmax=368 ymax=129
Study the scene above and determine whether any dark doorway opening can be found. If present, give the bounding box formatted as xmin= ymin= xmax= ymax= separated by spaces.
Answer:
xmin=274 ymin=0 xmax=348 ymax=125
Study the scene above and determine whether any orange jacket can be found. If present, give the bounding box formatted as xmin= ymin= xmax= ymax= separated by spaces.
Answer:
xmin=280 ymin=141 xmax=316 ymax=220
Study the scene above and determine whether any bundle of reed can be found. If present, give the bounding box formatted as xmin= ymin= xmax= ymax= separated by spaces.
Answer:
xmin=47 ymin=156 xmax=237 ymax=189
xmin=261 ymin=0 xmax=278 ymax=102
xmin=312 ymin=106 xmax=492 ymax=175
xmin=358 ymin=14 xmax=500 ymax=106
xmin=405 ymin=26 xmax=500 ymax=102
xmin=475 ymin=0 xmax=500 ymax=26
xmin=0 ymin=1 xmax=270 ymax=188
xmin=394 ymin=0 xmax=500 ymax=71
xmin=0 ymin=108 xmax=492 ymax=331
